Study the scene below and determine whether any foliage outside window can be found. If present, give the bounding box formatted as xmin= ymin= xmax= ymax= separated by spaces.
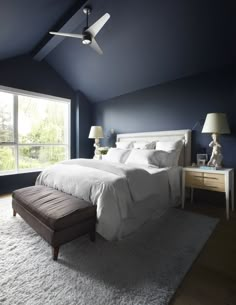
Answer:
xmin=0 ymin=87 xmax=70 ymax=174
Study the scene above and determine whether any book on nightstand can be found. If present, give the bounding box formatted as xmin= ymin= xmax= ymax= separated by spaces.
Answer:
xmin=199 ymin=166 xmax=218 ymax=170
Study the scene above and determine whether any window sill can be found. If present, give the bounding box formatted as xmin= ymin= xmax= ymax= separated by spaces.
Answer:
xmin=0 ymin=169 xmax=42 ymax=177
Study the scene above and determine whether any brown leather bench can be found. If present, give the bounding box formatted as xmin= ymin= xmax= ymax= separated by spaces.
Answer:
xmin=12 ymin=186 xmax=97 ymax=260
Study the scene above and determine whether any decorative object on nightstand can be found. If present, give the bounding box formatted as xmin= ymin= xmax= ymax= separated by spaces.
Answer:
xmin=202 ymin=113 xmax=230 ymax=168
xmin=182 ymin=167 xmax=234 ymax=220
xmin=196 ymin=153 xmax=208 ymax=167
xmin=97 ymin=146 xmax=109 ymax=155
xmin=88 ymin=126 xmax=104 ymax=158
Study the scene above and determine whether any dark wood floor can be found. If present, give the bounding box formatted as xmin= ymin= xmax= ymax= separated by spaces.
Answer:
xmin=1 ymin=194 xmax=236 ymax=304
xmin=171 ymin=200 xmax=236 ymax=305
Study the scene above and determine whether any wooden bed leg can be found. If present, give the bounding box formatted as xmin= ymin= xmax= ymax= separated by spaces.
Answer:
xmin=89 ymin=229 xmax=96 ymax=242
xmin=13 ymin=209 xmax=16 ymax=217
xmin=52 ymin=246 xmax=59 ymax=261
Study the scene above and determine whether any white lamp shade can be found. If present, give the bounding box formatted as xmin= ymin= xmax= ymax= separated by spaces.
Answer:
xmin=88 ymin=126 xmax=104 ymax=139
xmin=202 ymin=113 xmax=230 ymax=134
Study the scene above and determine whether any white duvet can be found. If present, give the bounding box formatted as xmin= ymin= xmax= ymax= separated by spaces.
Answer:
xmin=36 ymin=159 xmax=180 ymax=240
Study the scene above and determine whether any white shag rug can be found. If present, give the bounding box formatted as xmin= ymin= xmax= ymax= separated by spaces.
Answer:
xmin=0 ymin=197 xmax=218 ymax=305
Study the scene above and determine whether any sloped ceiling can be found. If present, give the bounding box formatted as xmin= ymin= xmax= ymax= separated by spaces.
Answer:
xmin=45 ymin=0 xmax=235 ymax=102
xmin=0 ymin=0 xmax=78 ymax=60
xmin=0 ymin=0 xmax=235 ymax=102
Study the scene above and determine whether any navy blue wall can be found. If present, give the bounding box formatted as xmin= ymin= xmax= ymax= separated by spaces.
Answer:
xmin=93 ymin=66 xmax=236 ymax=168
xmin=75 ymin=91 xmax=93 ymax=159
xmin=0 ymin=55 xmax=92 ymax=194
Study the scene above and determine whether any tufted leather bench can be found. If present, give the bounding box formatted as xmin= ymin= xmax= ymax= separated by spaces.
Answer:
xmin=12 ymin=186 xmax=97 ymax=260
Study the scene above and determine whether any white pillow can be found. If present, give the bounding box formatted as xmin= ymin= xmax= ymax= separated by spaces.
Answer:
xmin=116 ymin=141 xmax=134 ymax=149
xmin=125 ymin=149 xmax=159 ymax=166
xmin=133 ymin=141 xmax=156 ymax=149
xmin=125 ymin=149 xmax=178 ymax=167
xmin=155 ymin=140 xmax=183 ymax=152
xmin=103 ymin=148 xmax=131 ymax=163
xmin=152 ymin=150 xmax=178 ymax=167
xmin=155 ymin=140 xmax=183 ymax=166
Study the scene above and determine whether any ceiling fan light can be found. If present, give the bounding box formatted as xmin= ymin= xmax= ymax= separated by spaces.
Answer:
xmin=82 ymin=38 xmax=91 ymax=45
xmin=82 ymin=33 xmax=92 ymax=45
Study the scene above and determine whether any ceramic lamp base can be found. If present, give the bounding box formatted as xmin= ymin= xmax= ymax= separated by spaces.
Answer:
xmin=207 ymin=133 xmax=223 ymax=168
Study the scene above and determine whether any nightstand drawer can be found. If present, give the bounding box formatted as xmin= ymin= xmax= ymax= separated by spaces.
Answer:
xmin=203 ymin=173 xmax=225 ymax=192
xmin=185 ymin=171 xmax=204 ymax=187
xmin=202 ymin=183 xmax=225 ymax=192
xmin=203 ymin=173 xmax=224 ymax=184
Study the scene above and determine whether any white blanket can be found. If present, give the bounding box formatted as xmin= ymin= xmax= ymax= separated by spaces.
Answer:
xmin=36 ymin=159 xmax=179 ymax=240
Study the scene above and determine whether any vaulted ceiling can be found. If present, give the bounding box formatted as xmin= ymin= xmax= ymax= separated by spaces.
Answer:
xmin=0 ymin=0 xmax=82 ymax=60
xmin=0 ymin=0 xmax=235 ymax=102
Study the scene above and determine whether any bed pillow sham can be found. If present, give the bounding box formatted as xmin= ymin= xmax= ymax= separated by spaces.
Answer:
xmin=125 ymin=149 xmax=154 ymax=166
xmin=115 ymin=141 xmax=134 ymax=149
xmin=133 ymin=141 xmax=156 ymax=149
xmin=153 ymin=150 xmax=179 ymax=167
xmin=155 ymin=140 xmax=184 ymax=166
xmin=155 ymin=140 xmax=183 ymax=152
xmin=125 ymin=149 xmax=179 ymax=167
xmin=103 ymin=148 xmax=131 ymax=163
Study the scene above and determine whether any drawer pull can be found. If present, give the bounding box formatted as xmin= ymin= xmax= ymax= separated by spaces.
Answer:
xmin=204 ymin=185 xmax=218 ymax=188
xmin=204 ymin=185 xmax=224 ymax=191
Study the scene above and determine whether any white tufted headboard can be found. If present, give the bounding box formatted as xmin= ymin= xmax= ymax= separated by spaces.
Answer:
xmin=116 ymin=129 xmax=191 ymax=166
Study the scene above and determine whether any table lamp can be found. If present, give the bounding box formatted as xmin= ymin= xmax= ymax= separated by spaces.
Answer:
xmin=88 ymin=126 xmax=104 ymax=157
xmin=202 ymin=113 xmax=230 ymax=168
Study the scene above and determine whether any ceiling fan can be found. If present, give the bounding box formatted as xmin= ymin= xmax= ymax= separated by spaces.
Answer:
xmin=49 ymin=6 xmax=110 ymax=55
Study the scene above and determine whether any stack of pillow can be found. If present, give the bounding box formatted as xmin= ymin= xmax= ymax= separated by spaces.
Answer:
xmin=103 ymin=139 xmax=184 ymax=167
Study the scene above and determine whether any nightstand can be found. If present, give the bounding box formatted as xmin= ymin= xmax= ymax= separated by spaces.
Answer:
xmin=182 ymin=167 xmax=234 ymax=219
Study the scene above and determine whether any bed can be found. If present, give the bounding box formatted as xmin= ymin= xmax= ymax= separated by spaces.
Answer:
xmin=36 ymin=129 xmax=191 ymax=240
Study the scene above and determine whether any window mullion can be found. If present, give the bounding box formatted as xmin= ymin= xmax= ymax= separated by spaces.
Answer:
xmin=14 ymin=95 xmax=19 ymax=172
xmin=68 ymin=103 xmax=71 ymax=159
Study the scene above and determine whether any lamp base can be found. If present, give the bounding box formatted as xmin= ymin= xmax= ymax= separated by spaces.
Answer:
xmin=207 ymin=133 xmax=223 ymax=168
xmin=93 ymin=138 xmax=101 ymax=158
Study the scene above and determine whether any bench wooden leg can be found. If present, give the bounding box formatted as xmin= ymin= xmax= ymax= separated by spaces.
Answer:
xmin=89 ymin=229 xmax=96 ymax=242
xmin=52 ymin=246 xmax=60 ymax=261
xmin=89 ymin=216 xmax=96 ymax=242
xmin=13 ymin=209 xmax=16 ymax=217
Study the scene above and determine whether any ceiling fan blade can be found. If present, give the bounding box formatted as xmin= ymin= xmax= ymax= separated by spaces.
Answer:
xmin=87 ymin=13 xmax=110 ymax=37
xmin=49 ymin=32 xmax=83 ymax=39
xmin=90 ymin=38 xmax=103 ymax=55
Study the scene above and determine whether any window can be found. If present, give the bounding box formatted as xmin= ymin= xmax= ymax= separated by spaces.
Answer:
xmin=0 ymin=86 xmax=70 ymax=175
